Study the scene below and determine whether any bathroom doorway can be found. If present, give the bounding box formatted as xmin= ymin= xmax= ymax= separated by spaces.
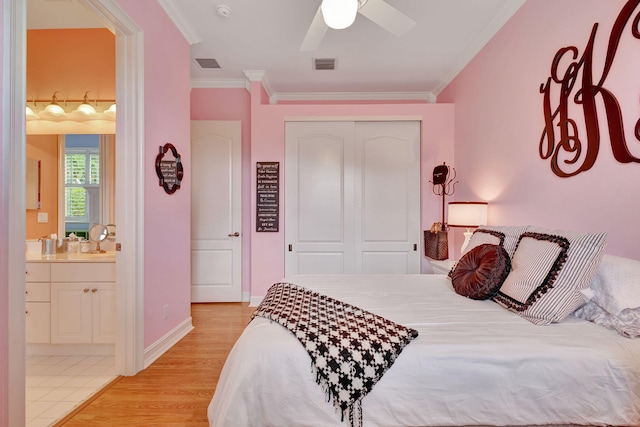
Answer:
xmin=7 ymin=1 xmax=146 ymax=426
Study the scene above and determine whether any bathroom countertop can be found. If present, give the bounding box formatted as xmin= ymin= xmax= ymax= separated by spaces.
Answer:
xmin=26 ymin=252 xmax=116 ymax=262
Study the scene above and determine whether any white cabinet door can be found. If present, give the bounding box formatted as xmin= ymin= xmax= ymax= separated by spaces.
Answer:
xmin=51 ymin=282 xmax=116 ymax=344
xmin=191 ymin=121 xmax=242 ymax=302
xmin=92 ymin=283 xmax=116 ymax=344
xmin=285 ymin=121 xmax=420 ymax=275
xmin=25 ymin=302 xmax=50 ymax=344
xmin=51 ymin=283 xmax=93 ymax=344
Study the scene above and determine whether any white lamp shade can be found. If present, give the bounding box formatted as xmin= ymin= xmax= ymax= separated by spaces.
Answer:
xmin=75 ymin=103 xmax=97 ymax=115
xmin=104 ymin=103 xmax=116 ymax=119
xmin=447 ymin=202 xmax=488 ymax=228
xmin=44 ymin=102 xmax=65 ymax=116
xmin=321 ymin=0 xmax=358 ymax=29
xmin=26 ymin=106 xmax=38 ymax=120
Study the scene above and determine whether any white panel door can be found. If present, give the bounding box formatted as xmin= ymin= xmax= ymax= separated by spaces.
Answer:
xmin=191 ymin=121 xmax=242 ymax=302
xmin=285 ymin=122 xmax=356 ymax=275
xmin=355 ymin=121 xmax=421 ymax=274
xmin=285 ymin=121 xmax=420 ymax=276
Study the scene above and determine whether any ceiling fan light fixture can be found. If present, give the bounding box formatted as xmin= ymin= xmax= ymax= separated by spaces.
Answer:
xmin=321 ymin=0 xmax=358 ymax=30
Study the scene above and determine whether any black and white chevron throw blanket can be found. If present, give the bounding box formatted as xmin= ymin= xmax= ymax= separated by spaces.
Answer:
xmin=251 ymin=282 xmax=419 ymax=427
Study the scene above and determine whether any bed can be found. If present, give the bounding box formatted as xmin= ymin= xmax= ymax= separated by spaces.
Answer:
xmin=208 ymin=226 xmax=640 ymax=427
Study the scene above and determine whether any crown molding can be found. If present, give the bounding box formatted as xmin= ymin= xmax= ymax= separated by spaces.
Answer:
xmin=270 ymin=91 xmax=437 ymax=105
xmin=432 ymin=0 xmax=526 ymax=95
xmin=191 ymin=78 xmax=249 ymax=90
xmin=190 ymin=77 xmax=435 ymax=105
xmin=156 ymin=0 xmax=203 ymax=45
xmin=243 ymin=70 xmax=274 ymax=99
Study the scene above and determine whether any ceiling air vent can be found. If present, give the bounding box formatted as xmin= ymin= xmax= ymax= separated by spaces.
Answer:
xmin=313 ymin=58 xmax=336 ymax=71
xmin=195 ymin=58 xmax=221 ymax=69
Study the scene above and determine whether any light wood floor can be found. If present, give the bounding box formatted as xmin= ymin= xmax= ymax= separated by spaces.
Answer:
xmin=56 ymin=303 xmax=255 ymax=427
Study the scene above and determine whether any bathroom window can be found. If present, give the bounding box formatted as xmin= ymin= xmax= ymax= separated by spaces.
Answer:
xmin=65 ymin=149 xmax=99 ymax=222
xmin=64 ymin=135 xmax=100 ymax=234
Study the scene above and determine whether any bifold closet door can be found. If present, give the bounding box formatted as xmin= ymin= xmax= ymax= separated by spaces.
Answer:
xmin=285 ymin=122 xmax=356 ymax=275
xmin=354 ymin=121 xmax=421 ymax=274
xmin=285 ymin=121 xmax=420 ymax=276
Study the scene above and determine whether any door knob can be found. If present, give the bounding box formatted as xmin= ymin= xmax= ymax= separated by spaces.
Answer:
xmin=228 ymin=232 xmax=240 ymax=237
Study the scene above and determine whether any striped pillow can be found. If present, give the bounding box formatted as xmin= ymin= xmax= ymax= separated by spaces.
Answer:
xmin=463 ymin=225 xmax=529 ymax=258
xmin=494 ymin=228 xmax=607 ymax=325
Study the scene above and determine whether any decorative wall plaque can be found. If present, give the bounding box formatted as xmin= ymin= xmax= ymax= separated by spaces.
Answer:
xmin=539 ymin=0 xmax=640 ymax=177
xmin=155 ymin=143 xmax=183 ymax=194
xmin=256 ymin=162 xmax=279 ymax=232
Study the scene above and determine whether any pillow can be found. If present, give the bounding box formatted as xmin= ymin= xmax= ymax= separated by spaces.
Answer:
xmin=588 ymin=255 xmax=640 ymax=316
xmin=574 ymin=302 xmax=640 ymax=338
xmin=451 ymin=244 xmax=511 ymax=300
xmin=494 ymin=227 xmax=607 ymax=325
xmin=463 ymin=225 xmax=529 ymax=259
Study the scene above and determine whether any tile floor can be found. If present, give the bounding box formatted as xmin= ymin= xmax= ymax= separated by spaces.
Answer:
xmin=25 ymin=355 xmax=117 ymax=427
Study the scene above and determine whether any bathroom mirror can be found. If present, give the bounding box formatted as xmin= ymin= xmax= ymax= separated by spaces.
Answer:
xmin=26 ymin=158 xmax=40 ymax=210
xmin=89 ymin=223 xmax=108 ymax=253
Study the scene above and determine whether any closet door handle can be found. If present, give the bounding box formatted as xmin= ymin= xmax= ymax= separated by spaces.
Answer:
xmin=228 ymin=232 xmax=240 ymax=237
xmin=413 ymin=243 xmax=417 ymax=251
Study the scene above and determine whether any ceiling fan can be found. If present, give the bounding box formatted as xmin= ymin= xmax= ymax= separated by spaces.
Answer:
xmin=300 ymin=0 xmax=416 ymax=51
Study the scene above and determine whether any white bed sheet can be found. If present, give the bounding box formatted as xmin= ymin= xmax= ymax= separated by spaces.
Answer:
xmin=208 ymin=274 xmax=640 ymax=426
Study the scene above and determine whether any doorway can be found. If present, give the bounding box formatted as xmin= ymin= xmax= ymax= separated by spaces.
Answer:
xmin=190 ymin=121 xmax=243 ymax=302
xmin=7 ymin=1 xmax=145 ymax=426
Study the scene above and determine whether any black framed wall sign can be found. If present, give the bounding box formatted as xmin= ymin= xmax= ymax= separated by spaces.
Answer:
xmin=156 ymin=143 xmax=184 ymax=194
xmin=256 ymin=162 xmax=279 ymax=232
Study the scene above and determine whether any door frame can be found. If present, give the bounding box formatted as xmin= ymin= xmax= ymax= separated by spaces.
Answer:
xmin=5 ymin=1 xmax=145 ymax=424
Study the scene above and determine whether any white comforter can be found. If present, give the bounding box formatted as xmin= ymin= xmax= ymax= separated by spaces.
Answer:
xmin=208 ymin=275 xmax=640 ymax=426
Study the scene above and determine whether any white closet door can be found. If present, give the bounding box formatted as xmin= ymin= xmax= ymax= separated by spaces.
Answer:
xmin=191 ymin=121 xmax=242 ymax=302
xmin=285 ymin=121 xmax=420 ymax=276
xmin=285 ymin=122 xmax=356 ymax=275
xmin=354 ymin=121 xmax=421 ymax=274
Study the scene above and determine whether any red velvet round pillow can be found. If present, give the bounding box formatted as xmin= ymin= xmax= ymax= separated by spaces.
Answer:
xmin=451 ymin=244 xmax=511 ymax=300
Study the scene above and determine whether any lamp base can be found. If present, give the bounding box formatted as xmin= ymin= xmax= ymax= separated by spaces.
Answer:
xmin=460 ymin=228 xmax=473 ymax=254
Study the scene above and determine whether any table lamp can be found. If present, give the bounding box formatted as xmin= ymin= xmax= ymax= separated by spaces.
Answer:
xmin=447 ymin=201 xmax=488 ymax=254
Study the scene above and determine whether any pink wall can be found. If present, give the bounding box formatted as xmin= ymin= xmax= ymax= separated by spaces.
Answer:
xmin=439 ymin=0 xmax=640 ymax=260
xmin=116 ymin=0 xmax=192 ymax=347
xmin=191 ymin=87 xmax=455 ymax=298
xmin=190 ymin=88 xmax=252 ymax=294
xmin=247 ymin=82 xmax=454 ymax=297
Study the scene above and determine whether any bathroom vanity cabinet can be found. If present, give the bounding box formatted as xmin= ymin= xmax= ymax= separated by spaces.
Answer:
xmin=25 ymin=256 xmax=115 ymax=348
xmin=25 ymin=263 xmax=51 ymax=343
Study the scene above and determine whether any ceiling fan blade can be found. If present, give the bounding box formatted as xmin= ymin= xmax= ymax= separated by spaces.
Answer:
xmin=300 ymin=6 xmax=329 ymax=52
xmin=358 ymin=0 xmax=416 ymax=37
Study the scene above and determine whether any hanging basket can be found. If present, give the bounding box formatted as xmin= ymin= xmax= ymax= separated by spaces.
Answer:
xmin=424 ymin=229 xmax=449 ymax=260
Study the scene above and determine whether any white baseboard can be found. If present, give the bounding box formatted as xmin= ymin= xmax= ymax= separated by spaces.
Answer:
xmin=242 ymin=291 xmax=250 ymax=302
xmin=143 ymin=316 xmax=194 ymax=369
xmin=249 ymin=295 xmax=264 ymax=307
